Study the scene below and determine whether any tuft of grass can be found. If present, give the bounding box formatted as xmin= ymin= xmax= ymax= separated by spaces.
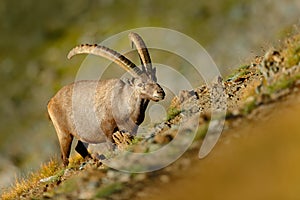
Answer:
xmin=1 ymin=158 xmax=61 ymax=200
xmin=226 ymin=64 xmax=250 ymax=81
xmin=282 ymin=34 xmax=300 ymax=68
xmin=94 ymin=182 xmax=123 ymax=198
xmin=284 ymin=45 xmax=300 ymax=68
xmin=67 ymin=154 xmax=85 ymax=169
xmin=166 ymin=107 xmax=181 ymax=121
xmin=243 ymin=97 xmax=257 ymax=115
xmin=130 ymin=136 xmax=143 ymax=145
xmin=285 ymin=47 xmax=300 ymax=68
xmin=266 ymin=72 xmax=300 ymax=95
xmin=266 ymin=77 xmax=294 ymax=94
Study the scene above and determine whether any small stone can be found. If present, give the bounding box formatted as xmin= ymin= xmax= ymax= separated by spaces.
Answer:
xmin=180 ymin=158 xmax=191 ymax=169
xmin=270 ymin=88 xmax=290 ymax=100
xmin=134 ymin=173 xmax=147 ymax=181
xmin=40 ymin=175 xmax=56 ymax=183
xmin=78 ymin=190 xmax=94 ymax=200
xmin=119 ymin=173 xmax=131 ymax=183
xmin=232 ymin=109 xmax=240 ymax=116
xmin=43 ymin=192 xmax=54 ymax=198
xmin=106 ymin=170 xmax=117 ymax=179
xmin=159 ymin=175 xmax=170 ymax=183
xmin=79 ymin=162 xmax=87 ymax=170
xmin=245 ymin=96 xmax=255 ymax=104
xmin=63 ymin=168 xmax=72 ymax=177
xmin=136 ymin=191 xmax=147 ymax=198
xmin=87 ymin=180 xmax=100 ymax=189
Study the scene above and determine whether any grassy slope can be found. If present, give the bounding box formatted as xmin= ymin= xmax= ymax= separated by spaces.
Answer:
xmin=2 ymin=29 xmax=300 ymax=200
xmin=0 ymin=0 xmax=254 ymax=176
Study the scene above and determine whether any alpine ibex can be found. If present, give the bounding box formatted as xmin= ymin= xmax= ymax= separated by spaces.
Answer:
xmin=48 ymin=33 xmax=165 ymax=166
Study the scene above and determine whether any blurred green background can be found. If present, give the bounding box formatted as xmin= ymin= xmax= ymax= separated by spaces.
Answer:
xmin=0 ymin=0 xmax=299 ymax=190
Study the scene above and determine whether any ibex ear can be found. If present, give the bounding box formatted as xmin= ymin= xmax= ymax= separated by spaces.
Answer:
xmin=140 ymin=73 xmax=150 ymax=82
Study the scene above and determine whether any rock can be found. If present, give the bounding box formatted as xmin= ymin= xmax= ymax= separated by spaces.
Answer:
xmin=159 ymin=175 xmax=170 ymax=183
xmin=270 ymin=88 xmax=290 ymax=100
xmin=63 ymin=168 xmax=73 ymax=177
xmin=40 ymin=175 xmax=57 ymax=183
xmin=119 ymin=173 xmax=131 ymax=183
xmin=106 ymin=170 xmax=117 ymax=179
xmin=134 ymin=173 xmax=147 ymax=181
xmin=179 ymin=158 xmax=191 ymax=169
xmin=78 ymin=190 xmax=94 ymax=200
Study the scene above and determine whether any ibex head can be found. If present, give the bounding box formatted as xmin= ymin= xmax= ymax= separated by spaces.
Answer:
xmin=133 ymin=78 xmax=165 ymax=102
xmin=127 ymin=32 xmax=165 ymax=102
xmin=67 ymin=32 xmax=165 ymax=102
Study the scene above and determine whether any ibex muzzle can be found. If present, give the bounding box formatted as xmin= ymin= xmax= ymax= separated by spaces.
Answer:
xmin=47 ymin=33 xmax=165 ymax=166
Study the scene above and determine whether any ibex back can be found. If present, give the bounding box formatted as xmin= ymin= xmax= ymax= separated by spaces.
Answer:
xmin=48 ymin=33 xmax=165 ymax=166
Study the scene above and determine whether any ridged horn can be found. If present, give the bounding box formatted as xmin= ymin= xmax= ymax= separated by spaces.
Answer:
xmin=128 ymin=32 xmax=157 ymax=81
xmin=67 ymin=44 xmax=143 ymax=77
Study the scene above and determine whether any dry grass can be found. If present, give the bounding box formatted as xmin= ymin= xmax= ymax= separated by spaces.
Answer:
xmin=1 ymin=158 xmax=61 ymax=200
xmin=282 ymin=33 xmax=300 ymax=68
xmin=1 ymin=154 xmax=91 ymax=199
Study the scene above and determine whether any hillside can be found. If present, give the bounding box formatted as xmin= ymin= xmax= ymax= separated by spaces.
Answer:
xmin=1 ymin=0 xmax=300 ymax=191
xmin=2 ymin=30 xmax=300 ymax=200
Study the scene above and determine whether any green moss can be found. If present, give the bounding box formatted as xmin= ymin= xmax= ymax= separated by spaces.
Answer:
xmin=285 ymin=45 xmax=300 ymax=68
xmin=243 ymin=98 xmax=257 ymax=115
xmin=294 ymin=73 xmax=300 ymax=80
xmin=167 ymin=107 xmax=181 ymax=121
xmin=267 ymin=77 xmax=294 ymax=94
xmin=266 ymin=71 xmax=300 ymax=95
xmin=94 ymin=182 xmax=123 ymax=198
xmin=55 ymin=178 xmax=78 ymax=194
xmin=130 ymin=136 xmax=143 ymax=145
xmin=194 ymin=122 xmax=209 ymax=141
xmin=283 ymin=33 xmax=300 ymax=68
xmin=67 ymin=154 xmax=88 ymax=169
xmin=226 ymin=64 xmax=250 ymax=81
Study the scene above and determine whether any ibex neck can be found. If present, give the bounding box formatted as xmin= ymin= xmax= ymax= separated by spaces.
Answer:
xmin=131 ymin=94 xmax=149 ymax=125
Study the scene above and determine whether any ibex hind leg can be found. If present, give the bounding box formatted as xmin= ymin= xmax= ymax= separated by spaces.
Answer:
xmin=48 ymin=109 xmax=73 ymax=166
xmin=56 ymin=130 xmax=73 ymax=166
xmin=75 ymin=140 xmax=92 ymax=159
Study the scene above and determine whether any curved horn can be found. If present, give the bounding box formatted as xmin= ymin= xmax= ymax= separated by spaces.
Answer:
xmin=128 ymin=32 xmax=157 ymax=81
xmin=67 ymin=44 xmax=143 ymax=77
